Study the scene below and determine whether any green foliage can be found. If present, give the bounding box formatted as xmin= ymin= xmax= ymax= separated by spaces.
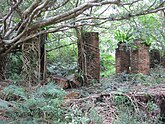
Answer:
xmin=2 ymin=83 xmax=104 ymax=123
xmin=147 ymin=101 xmax=159 ymax=112
xmin=114 ymin=95 xmax=130 ymax=106
xmin=46 ymin=31 xmax=78 ymax=76
xmin=113 ymin=95 xmax=162 ymax=124
xmin=65 ymin=102 xmax=102 ymax=124
xmin=89 ymin=109 xmax=103 ymax=123
xmin=132 ymin=14 xmax=164 ymax=50
xmin=0 ymin=0 xmax=8 ymax=15
xmin=2 ymin=83 xmax=67 ymax=123
xmin=36 ymin=83 xmax=66 ymax=98
xmin=114 ymin=30 xmax=133 ymax=43
xmin=143 ymin=37 xmax=152 ymax=46
xmin=131 ymin=66 xmax=165 ymax=86
xmin=113 ymin=66 xmax=165 ymax=86
xmin=5 ymin=52 xmax=22 ymax=82
xmin=99 ymin=32 xmax=117 ymax=76
xmin=113 ymin=95 xmax=140 ymax=124
xmin=3 ymin=85 xmax=27 ymax=100
xmin=65 ymin=104 xmax=90 ymax=124
xmin=100 ymin=53 xmax=115 ymax=77
xmin=47 ymin=62 xmax=77 ymax=76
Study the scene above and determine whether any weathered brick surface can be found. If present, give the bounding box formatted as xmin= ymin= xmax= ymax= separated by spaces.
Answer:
xmin=150 ymin=49 xmax=161 ymax=68
xmin=150 ymin=50 xmax=165 ymax=68
xmin=115 ymin=43 xmax=130 ymax=74
xmin=131 ymin=41 xmax=150 ymax=75
xmin=78 ymin=32 xmax=100 ymax=85
xmin=161 ymin=55 xmax=165 ymax=67
xmin=116 ymin=41 xmax=150 ymax=75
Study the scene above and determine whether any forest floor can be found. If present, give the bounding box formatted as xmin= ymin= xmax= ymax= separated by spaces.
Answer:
xmin=0 ymin=68 xmax=165 ymax=123
xmin=64 ymin=81 xmax=165 ymax=123
xmin=63 ymin=68 xmax=165 ymax=124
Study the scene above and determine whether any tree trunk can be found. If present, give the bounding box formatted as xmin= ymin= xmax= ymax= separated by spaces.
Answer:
xmin=39 ymin=34 xmax=47 ymax=81
xmin=21 ymin=32 xmax=47 ymax=86
xmin=0 ymin=56 xmax=7 ymax=80
xmin=21 ymin=34 xmax=40 ymax=86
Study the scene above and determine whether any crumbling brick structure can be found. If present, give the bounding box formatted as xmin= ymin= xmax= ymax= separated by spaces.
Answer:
xmin=130 ymin=41 xmax=150 ymax=75
xmin=115 ymin=43 xmax=130 ymax=74
xmin=150 ymin=49 xmax=165 ymax=68
xmin=78 ymin=32 xmax=100 ymax=85
xmin=161 ymin=55 xmax=165 ymax=67
xmin=115 ymin=40 xmax=150 ymax=75
xmin=150 ymin=49 xmax=161 ymax=68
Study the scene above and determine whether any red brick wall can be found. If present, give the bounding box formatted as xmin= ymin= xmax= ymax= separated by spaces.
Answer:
xmin=115 ymin=43 xmax=130 ymax=74
xmin=130 ymin=41 xmax=150 ymax=75
xmin=115 ymin=41 xmax=150 ymax=75
xmin=150 ymin=49 xmax=165 ymax=68
xmin=78 ymin=32 xmax=100 ymax=85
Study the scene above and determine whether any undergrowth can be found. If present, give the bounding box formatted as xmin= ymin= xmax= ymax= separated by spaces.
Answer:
xmin=0 ymin=83 xmax=67 ymax=124
xmin=0 ymin=83 xmax=102 ymax=124
xmin=65 ymin=101 xmax=102 ymax=124
xmin=112 ymin=66 xmax=165 ymax=86
xmin=112 ymin=95 xmax=162 ymax=124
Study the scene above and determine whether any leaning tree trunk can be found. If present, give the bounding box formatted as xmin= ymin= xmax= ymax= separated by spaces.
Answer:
xmin=0 ymin=55 xmax=7 ymax=80
xmin=39 ymin=34 xmax=47 ymax=81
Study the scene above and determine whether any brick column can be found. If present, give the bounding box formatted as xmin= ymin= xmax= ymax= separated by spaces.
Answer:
xmin=161 ymin=55 xmax=165 ymax=67
xmin=150 ymin=49 xmax=161 ymax=68
xmin=78 ymin=32 xmax=100 ymax=85
xmin=131 ymin=40 xmax=150 ymax=75
xmin=115 ymin=42 xmax=130 ymax=74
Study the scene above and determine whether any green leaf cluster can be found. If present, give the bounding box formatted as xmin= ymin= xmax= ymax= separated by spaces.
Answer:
xmin=114 ymin=30 xmax=133 ymax=43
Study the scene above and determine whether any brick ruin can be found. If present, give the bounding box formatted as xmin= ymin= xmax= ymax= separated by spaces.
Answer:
xmin=1 ymin=31 xmax=164 ymax=85
xmin=115 ymin=43 xmax=130 ymax=74
xmin=116 ymin=40 xmax=150 ymax=75
xmin=150 ymin=49 xmax=161 ymax=68
xmin=150 ymin=49 xmax=165 ymax=68
xmin=131 ymin=41 xmax=150 ymax=75
xmin=78 ymin=32 xmax=100 ymax=85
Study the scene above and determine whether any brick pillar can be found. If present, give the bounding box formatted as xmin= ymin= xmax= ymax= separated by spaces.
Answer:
xmin=78 ymin=32 xmax=100 ymax=85
xmin=160 ymin=51 xmax=165 ymax=67
xmin=150 ymin=49 xmax=161 ymax=68
xmin=161 ymin=55 xmax=165 ymax=67
xmin=115 ymin=42 xmax=130 ymax=74
xmin=131 ymin=40 xmax=150 ymax=75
